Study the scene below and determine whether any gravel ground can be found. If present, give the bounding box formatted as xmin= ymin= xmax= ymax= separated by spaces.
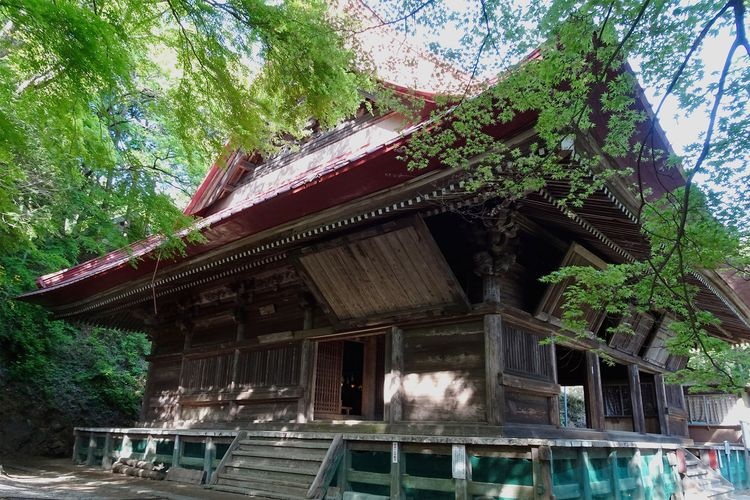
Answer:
xmin=0 ymin=458 xmax=243 ymax=500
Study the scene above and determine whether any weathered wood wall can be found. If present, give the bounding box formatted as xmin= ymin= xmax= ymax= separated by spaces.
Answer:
xmin=402 ymin=321 xmax=486 ymax=422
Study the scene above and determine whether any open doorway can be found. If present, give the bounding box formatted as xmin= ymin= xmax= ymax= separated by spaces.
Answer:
xmin=556 ymin=346 xmax=588 ymax=428
xmin=314 ymin=335 xmax=385 ymax=420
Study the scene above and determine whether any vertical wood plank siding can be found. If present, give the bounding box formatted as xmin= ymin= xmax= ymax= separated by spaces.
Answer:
xmin=402 ymin=321 xmax=486 ymax=422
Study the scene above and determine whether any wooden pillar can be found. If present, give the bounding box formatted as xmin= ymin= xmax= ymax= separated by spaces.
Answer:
xmin=203 ymin=437 xmax=216 ymax=484
xmin=102 ymin=433 xmax=113 ymax=469
xmin=139 ymin=361 xmax=155 ymax=423
xmin=452 ymin=444 xmax=470 ymax=500
xmin=585 ymin=351 xmax=605 ymax=431
xmin=654 ymin=374 xmax=670 ymax=436
xmin=172 ymin=434 xmax=181 ymax=467
xmin=298 ymin=339 xmax=317 ymax=423
xmin=337 ymin=442 xmax=351 ymax=495
xmin=608 ymin=450 xmax=622 ymax=500
xmin=229 ymin=302 xmax=247 ymax=421
xmin=386 ymin=327 xmax=403 ymax=423
xmin=361 ymin=337 xmax=377 ymax=420
xmin=628 ymin=365 xmax=646 ymax=433
xmin=390 ymin=442 xmax=404 ymax=500
xmin=578 ymin=449 xmax=592 ymax=500
xmin=532 ymin=446 xmax=553 ymax=500
xmin=86 ymin=432 xmax=96 ymax=466
xmin=484 ymin=313 xmax=504 ymax=426
xmin=175 ymin=318 xmax=193 ymax=424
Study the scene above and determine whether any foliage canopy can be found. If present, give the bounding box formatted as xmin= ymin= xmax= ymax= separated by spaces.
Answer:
xmin=376 ymin=0 xmax=750 ymax=391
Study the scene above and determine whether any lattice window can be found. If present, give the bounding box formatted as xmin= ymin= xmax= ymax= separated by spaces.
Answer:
xmin=235 ymin=344 xmax=300 ymax=388
xmin=504 ymin=325 xmax=554 ymax=381
xmin=687 ymin=394 xmax=739 ymax=425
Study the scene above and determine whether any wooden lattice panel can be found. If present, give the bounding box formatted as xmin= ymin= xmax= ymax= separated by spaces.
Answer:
xmin=503 ymin=324 xmax=554 ymax=381
xmin=235 ymin=344 xmax=300 ymax=388
xmin=314 ymin=341 xmax=343 ymax=416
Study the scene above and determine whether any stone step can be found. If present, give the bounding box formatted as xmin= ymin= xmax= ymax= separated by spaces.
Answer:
xmin=211 ymin=483 xmax=302 ymax=499
xmin=216 ymin=474 xmax=310 ymax=498
xmin=239 ymin=438 xmax=331 ymax=449
xmin=226 ymin=456 xmax=320 ymax=476
xmin=221 ymin=466 xmax=316 ymax=486
xmin=234 ymin=444 xmax=328 ymax=461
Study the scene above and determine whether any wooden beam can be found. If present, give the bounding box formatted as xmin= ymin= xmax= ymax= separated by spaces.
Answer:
xmin=585 ymin=351 xmax=605 ymax=431
xmin=628 ymin=365 xmax=645 ymax=434
xmin=484 ymin=314 xmax=504 ymax=426
xmin=654 ymin=374 xmax=670 ymax=436
xmin=308 ymin=434 xmax=345 ymax=499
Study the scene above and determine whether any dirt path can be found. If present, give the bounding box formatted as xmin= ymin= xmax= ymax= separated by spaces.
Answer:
xmin=0 ymin=458 xmax=242 ymax=499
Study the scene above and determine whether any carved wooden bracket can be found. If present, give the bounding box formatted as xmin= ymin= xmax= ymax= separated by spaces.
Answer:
xmin=473 ymin=200 xmax=520 ymax=277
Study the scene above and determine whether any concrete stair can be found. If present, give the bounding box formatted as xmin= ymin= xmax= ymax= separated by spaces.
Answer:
xmin=209 ymin=435 xmax=341 ymax=499
xmin=682 ymin=449 xmax=735 ymax=499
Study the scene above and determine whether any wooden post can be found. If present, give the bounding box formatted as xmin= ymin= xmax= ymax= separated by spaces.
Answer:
xmin=172 ymin=434 xmax=181 ymax=468
xmin=72 ymin=430 xmax=80 ymax=462
xmin=362 ymin=337 xmax=377 ymax=420
xmin=145 ymin=435 xmax=156 ymax=461
xmin=386 ymin=327 xmax=403 ymax=424
xmin=654 ymin=374 xmax=670 ymax=436
xmin=585 ymin=351 xmax=605 ymax=431
xmin=102 ymin=433 xmax=113 ymax=470
xmin=337 ymin=441 xmax=350 ymax=496
xmin=532 ymin=446 xmax=553 ymax=500
xmin=203 ymin=437 xmax=216 ymax=484
xmin=390 ymin=442 xmax=404 ymax=500
xmin=86 ymin=432 xmax=96 ymax=466
xmin=298 ymin=339 xmax=316 ymax=423
xmin=139 ymin=361 xmax=155 ymax=423
xmin=608 ymin=450 xmax=622 ymax=500
xmin=453 ymin=444 xmax=469 ymax=500
xmin=629 ymin=450 xmax=645 ymax=499
xmin=175 ymin=319 xmax=194 ymax=424
xmin=628 ymin=365 xmax=645 ymax=433
xmin=228 ymin=304 xmax=246 ymax=421
xmin=578 ymin=449 xmax=592 ymax=499
xmin=484 ymin=314 xmax=505 ymax=426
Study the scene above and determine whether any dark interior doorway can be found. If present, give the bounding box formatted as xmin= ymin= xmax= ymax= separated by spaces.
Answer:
xmin=314 ymin=335 xmax=385 ymax=420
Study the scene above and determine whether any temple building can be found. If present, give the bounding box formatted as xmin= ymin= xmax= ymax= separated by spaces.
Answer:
xmin=19 ymin=7 xmax=750 ymax=499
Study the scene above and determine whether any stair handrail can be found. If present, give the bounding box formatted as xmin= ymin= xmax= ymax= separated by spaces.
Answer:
xmin=307 ymin=434 xmax=344 ymax=499
xmin=207 ymin=430 xmax=247 ymax=486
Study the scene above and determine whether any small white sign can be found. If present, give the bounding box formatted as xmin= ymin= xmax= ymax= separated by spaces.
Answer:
xmin=452 ymin=445 xmax=466 ymax=479
xmin=391 ymin=442 xmax=399 ymax=464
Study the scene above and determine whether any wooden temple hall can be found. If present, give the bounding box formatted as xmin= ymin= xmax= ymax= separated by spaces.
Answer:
xmin=19 ymin=29 xmax=750 ymax=500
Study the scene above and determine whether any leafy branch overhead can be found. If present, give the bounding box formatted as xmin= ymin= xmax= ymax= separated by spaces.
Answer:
xmin=0 ymin=0 xmax=365 ymax=425
xmin=393 ymin=0 xmax=750 ymax=391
